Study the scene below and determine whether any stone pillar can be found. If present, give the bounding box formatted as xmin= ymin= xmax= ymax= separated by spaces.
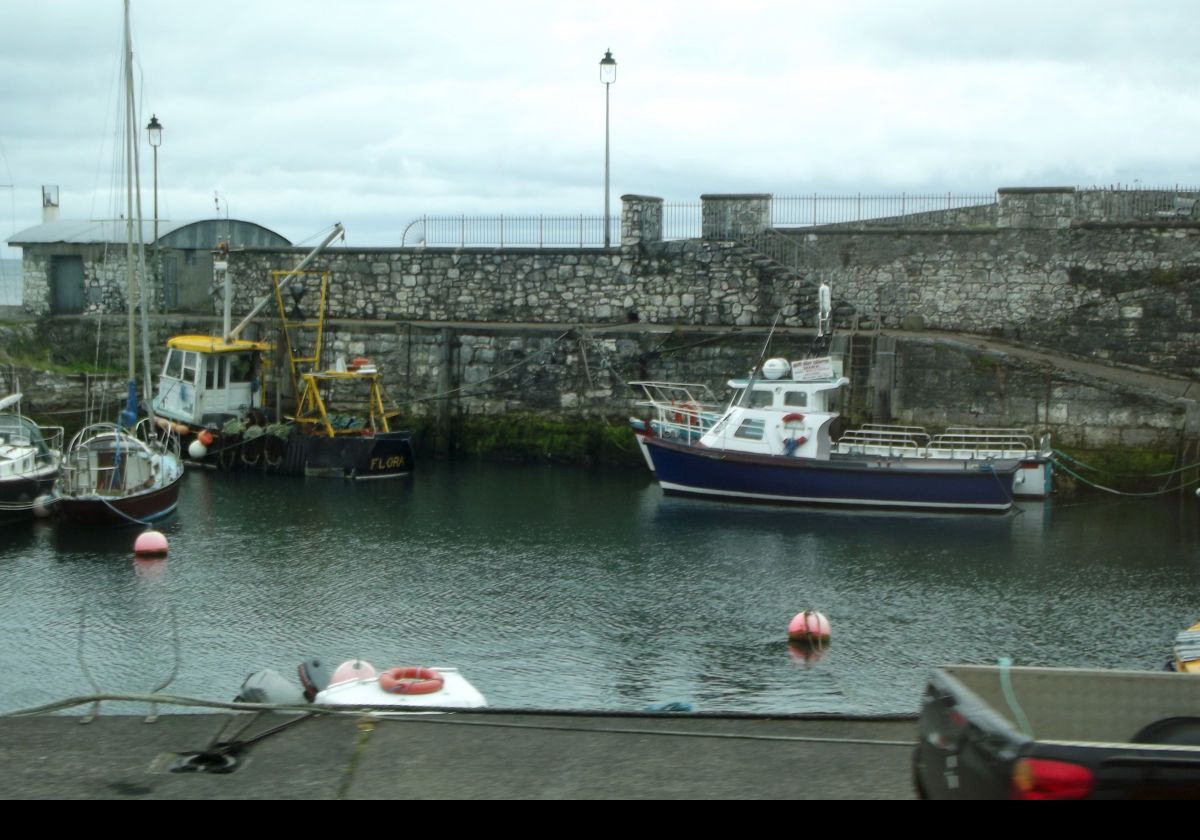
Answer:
xmin=997 ymin=187 xmax=1076 ymax=229
xmin=621 ymin=195 xmax=663 ymax=248
xmin=701 ymin=193 xmax=772 ymax=240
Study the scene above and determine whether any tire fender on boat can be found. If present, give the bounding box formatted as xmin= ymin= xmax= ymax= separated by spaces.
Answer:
xmin=378 ymin=666 xmax=445 ymax=695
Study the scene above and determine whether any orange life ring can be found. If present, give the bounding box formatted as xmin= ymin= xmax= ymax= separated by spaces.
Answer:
xmin=782 ymin=412 xmax=806 ymax=424
xmin=378 ymin=666 xmax=444 ymax=695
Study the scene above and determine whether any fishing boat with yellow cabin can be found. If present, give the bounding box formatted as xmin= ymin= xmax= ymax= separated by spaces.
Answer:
xmin=151 ymin=224 xmax=414 ymax=479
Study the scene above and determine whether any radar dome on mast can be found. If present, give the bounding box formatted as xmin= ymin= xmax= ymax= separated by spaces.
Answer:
xmin=762 ymin=358 xmax=790 ymax=380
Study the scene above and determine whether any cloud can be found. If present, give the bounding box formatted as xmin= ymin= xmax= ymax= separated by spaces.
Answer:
xmin=4 ymin=0 xmax=1200 ymax=258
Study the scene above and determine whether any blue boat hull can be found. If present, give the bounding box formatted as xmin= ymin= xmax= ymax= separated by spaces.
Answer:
xmin=645 ymin=438 xmax=1016 ymax=512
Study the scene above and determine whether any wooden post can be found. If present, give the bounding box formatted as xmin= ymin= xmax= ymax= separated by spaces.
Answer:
xmin=436 ymin=326 xmax=454 ymax=459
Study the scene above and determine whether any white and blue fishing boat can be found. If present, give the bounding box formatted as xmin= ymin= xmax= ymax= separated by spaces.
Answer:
xmin=639 ymin=280 xmax=1022 ymax=513
xmin=642 ymin=354 xmax=1020 ymax=512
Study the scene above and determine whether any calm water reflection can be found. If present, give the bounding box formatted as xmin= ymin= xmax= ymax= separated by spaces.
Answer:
xmin=1 ymin=464 xmax=1197 ymax=715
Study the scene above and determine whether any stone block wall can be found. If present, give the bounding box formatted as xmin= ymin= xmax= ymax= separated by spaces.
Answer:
xmin=797 ymin=224 xmax=1200 ymax=378
xmin=20 ymin=186 xmax=1200 ymax=453
xmin=701 ymin=194 xmax=771 ymax=239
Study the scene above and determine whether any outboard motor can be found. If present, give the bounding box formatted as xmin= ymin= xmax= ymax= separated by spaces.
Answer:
xmin=298 ymin=656 xmax=335 ymax=701
xmin=236 ymin=669 xmax=306 ymax=705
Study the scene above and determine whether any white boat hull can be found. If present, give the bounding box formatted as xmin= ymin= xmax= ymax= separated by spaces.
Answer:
xmin=315 ymin=667 xmax=487 ymax=710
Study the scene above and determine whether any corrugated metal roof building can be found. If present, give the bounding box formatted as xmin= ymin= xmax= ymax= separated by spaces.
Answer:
xmin=7 ymin=218 xmax=290 ymax=315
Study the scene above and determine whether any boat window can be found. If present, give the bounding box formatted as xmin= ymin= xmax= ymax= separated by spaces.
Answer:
xmin=163 ymin=349 xmax=183 ymax=379
xmin=748 ymin=390 xmax=775 ymax=408
xmin=734 ymin=419 xmax=765 ymax=440
xmin=229 ymin=354 xmax=254 ymax=384
xmin=206 ymin=357 xmax=227 ymax=390
xmin=181 ymin=351 xmax=199 ymax=384
xmin=784 ymin=391 xmax=808 ymax=408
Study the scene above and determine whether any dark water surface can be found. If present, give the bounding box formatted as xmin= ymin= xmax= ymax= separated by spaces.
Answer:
xmin=1 ymin=464 xmax=1198 ymax=715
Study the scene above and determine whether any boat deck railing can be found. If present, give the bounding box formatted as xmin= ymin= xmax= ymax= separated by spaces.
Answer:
xmin=59 ymin=421 xmax=179 ymax=496
xmin=928 ymin=427 xmax=1035 ymax=459
xmin=834 ymin=424 xmax=930 ymax=456
xmin=835 ymin=424 xmax=1038 ymax=460
xmin=630 ymin=382 xmax=722 ymax=421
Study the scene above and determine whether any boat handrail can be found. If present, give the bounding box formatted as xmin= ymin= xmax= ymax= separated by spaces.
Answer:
xmin=837 ymin=425 xmax=932 ymax=447
xmin=930 ymin=427 xmax=1034 ymax=456
xmin=629 ymin=381 xmax=717 ymax=406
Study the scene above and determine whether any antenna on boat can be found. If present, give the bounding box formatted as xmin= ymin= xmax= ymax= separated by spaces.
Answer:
xmin=817 ymin=281 xmax=832 ymax=337
xmin=738 ymin=311 xmax=782 ymax=406
xmin=806 ymin=279 xmax=834 ymax=358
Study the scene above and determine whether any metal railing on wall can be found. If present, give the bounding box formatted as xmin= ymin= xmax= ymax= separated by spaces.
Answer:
xmin=1076 ymin=185 xmax=1200 ymax=222
xmin=400 ymin=215 xmax=621 ymax=248
xmin=399 ymin=186 xmax=1200 ymax=249
xmin=771 ymin=193 xmax=997 ymax=227
xmin=662 ymin=202 xmax=701 ymax=241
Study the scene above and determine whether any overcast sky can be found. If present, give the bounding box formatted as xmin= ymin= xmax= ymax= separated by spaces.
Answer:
xmin=3 ymin=0 xmax=1200 ymax=259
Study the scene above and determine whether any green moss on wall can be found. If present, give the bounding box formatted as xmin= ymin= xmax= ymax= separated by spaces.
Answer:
xmin=1054 ymin=445 xmax=1184 ymax=494
xmin=408 ymin=412 xmax=644 ymax=466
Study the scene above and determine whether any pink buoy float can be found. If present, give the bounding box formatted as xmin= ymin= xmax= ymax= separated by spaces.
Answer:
xmin=133 ymin=530 xmax=169 ymax=557
xmin=330 ymin=659 xmax=377 ymax=685
xmin=788 ymin=609 xmax=831 ymax=643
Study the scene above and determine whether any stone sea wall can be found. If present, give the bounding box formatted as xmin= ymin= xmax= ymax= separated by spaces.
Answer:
xmin=13 ymin=189 xmax=1200 ymax=456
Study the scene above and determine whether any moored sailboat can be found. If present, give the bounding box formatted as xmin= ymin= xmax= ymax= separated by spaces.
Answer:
xmin=54 ymin=0 xmax=184 ymax=528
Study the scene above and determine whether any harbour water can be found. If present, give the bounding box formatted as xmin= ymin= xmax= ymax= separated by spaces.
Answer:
xmin=1 ymin=464 xmax=1197 ymax=716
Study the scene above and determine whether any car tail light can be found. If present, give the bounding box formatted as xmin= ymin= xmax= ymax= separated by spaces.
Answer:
xmin=1011 ymin=758 xmax=1095 ymax=800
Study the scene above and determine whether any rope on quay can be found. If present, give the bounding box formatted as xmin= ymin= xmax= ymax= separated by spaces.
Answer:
xmin=1050 ymin=454 xmax=1200 ymax=497
xmin=0 ymin=693 xmax=917 ymax=748
xmin=1053 ymin=448 xmax=1200 ymax=479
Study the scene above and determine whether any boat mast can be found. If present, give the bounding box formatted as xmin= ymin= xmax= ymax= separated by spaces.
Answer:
xmin=122 ymin=0 xmax=136 ymax=383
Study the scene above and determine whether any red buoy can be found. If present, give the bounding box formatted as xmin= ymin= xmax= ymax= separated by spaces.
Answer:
xmin=788 ymin=610 xmax=831 ymax=643
xmin=134 ymin=530 xmax=169 ymax=557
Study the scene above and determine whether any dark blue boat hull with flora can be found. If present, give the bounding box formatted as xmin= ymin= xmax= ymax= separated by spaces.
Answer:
xmin=645 ymin=437 xmax=1017 ymax=512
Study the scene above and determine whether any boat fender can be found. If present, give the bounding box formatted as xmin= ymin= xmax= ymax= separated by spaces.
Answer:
xmin=154 ymin=416 xmax=189 ymax=435
xmin=672 ymin=401 xmax=699 ymax=426
xmin=378 ymin=666 xmax=445 ymax=695
xmin=299 ymin=657 xmax=335 ymax=701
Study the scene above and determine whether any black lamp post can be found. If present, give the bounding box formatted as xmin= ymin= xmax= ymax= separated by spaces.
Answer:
xmin=146 ymin=114 xmax=163 ymax=307
xmin=600 ymin=49 xmax=616 ymax=247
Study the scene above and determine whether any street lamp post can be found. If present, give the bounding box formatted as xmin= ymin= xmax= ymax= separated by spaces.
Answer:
xmin=600 ymin=49 xmax=616 ymax=248
xmin=146 ymin=114 xmax=163 ymax=308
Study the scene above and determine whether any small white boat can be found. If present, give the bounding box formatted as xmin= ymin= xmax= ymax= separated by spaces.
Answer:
xmin=0 ymin=393 xmax=63 ymax=521
xmin=237 ymin=657 xmax=487 ymax=710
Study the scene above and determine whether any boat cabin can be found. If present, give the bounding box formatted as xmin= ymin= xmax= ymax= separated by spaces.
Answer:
xmin=701 ymin=357 xmax=849 ymax=460
xmin=153 ymin=335 xmax=270 ymax=428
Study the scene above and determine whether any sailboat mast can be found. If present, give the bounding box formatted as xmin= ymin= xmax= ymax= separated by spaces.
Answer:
xmin=121 ymin=0 xmax=157 ymax=412
xmin=123 ymin=0 xmax=136 ymax=382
